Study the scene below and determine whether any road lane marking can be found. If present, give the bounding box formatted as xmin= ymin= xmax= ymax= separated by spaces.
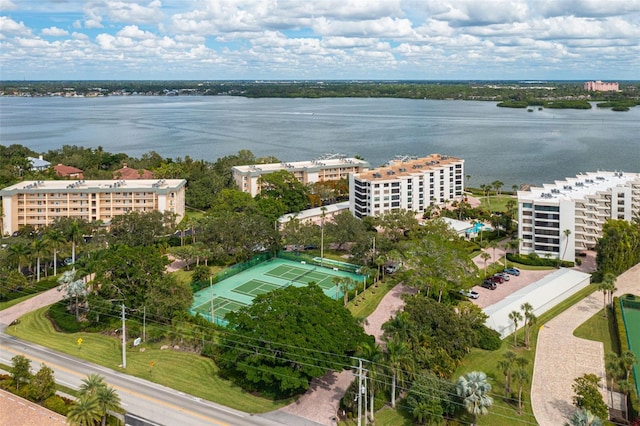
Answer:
xmin=2 ymin=346 xmax=232 ymax=426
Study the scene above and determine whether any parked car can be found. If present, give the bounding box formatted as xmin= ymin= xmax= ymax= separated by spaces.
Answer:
xmin=488 ymin=275 xmax=504 ymax=284
xmin=481 ymin=280 xmax=497 ymax=290
xmin=503 ymin=267 xmax=520 ymax=276
xmin=494 ymin=272 xmax=510 ymax=281
xmin=459 ymin=289 xmax=480 ymax=299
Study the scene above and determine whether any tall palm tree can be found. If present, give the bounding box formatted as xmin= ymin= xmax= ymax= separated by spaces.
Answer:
xmin=358 ymin=341 xmax=384 ymax=423
xmin=385 ymin=337 xmax=413 ymax=408
xmin=456 ymin=371 xmax=493 ymax=425
xmin=488 ymin=240 xmax=499 ymax=262
xmin=598 ymin=274 xmax=616 ymax=318
xmin=7 ymin=241 xmax=30 ymax=272
xmin=521 ymin=302 xmax=534 ymax=349
xmin=45 ymin=228 xmax=66 ymax=276
xmin=513 ymin=367 xmax=529 ymax=414
xmin=66 ymin=395 xmax=102 ymax=426
xmin=508 ymin=310 xmax=523 ymax=347
xmin=561 ymin=229 xmax=572 ymax=263
xmin=496 ymin=351 xmax=517 ymax=396
xmin=95 ymin=385 xmax=121 ymax=426
xmin=31 ymin=238 xmax=48 ymax=282
xmin=620 ymin=350 xmax=637 ymax=382
xmin=480 ymin=251 xmax=491 ymax=276
xmin=67 ymin=219 xmax=83 ymax=266
xmin=604 ymin=352 xmax=622 ymax=407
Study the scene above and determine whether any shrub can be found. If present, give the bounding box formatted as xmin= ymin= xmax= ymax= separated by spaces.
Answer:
xmin=191 ymin=265 xmax=210 ymax=283
xmin=47 ymin=301 xmax=86 ymax=333
xmin=506 ymin=253 xmax=574 ymax=268
xmin=475 ymin=326 xmax=502 ymax=351
xmin=42 ymin=395 xmax=70 ymax=415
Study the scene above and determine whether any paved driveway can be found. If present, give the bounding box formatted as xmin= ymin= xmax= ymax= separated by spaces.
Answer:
xmin=531 ymin=262 xmax=640 ymax=425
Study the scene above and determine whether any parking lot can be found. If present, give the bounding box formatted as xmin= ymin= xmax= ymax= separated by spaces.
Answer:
xmin=472 ymin=268 xmax=556 ymax=308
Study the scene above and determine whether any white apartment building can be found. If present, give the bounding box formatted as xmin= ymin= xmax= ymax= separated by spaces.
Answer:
xmin=232 ymin=155 xmax=370 ymax=196
xmin=1 ymin=179 xmax=186 ymax=235
xmin=518 ymin=171 xmax=640 ymax=262
xmin=349 ymin=154 xmax=465 ymax=219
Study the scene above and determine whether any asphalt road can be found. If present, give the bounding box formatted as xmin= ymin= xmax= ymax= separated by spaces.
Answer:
xmin=0 ymin=329 xmax=300 ymax=426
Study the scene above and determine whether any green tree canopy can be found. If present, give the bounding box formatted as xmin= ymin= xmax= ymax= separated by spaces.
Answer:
xmin=596 ymin=219 xmax=640 ymax=276
xmin=215 ymin=284 xmax=370 ymax=398
xmin=256 ymin=170 xmax=309 ymax=215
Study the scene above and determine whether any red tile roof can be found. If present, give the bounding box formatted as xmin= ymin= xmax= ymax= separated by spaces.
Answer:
xmin=53 ymin=164 xmax=84 ymax=178
xmin=113 ymin=166 xmax=154 ymax=180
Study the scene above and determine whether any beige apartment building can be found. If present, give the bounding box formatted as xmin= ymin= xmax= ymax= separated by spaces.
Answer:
xmin=0 ymin=179 xmax=186 ymax=235
xmin=232 ymin=155 xmax=370 ymax=196
xmin=349 ymin=154 xmax=465 ymax=218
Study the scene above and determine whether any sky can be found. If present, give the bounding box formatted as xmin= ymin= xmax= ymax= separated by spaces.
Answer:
xmin=1 ymin=0 xmax=639 ymax=81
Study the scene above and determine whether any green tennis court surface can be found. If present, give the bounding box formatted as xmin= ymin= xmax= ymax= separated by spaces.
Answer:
xmin=189 ymin=258 xmax=363 ymax=325
xmin=620 ymin=303 xmax=640 ymax=396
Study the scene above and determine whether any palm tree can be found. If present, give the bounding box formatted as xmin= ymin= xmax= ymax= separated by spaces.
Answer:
xmin=67 ymin=395 xmax=102 ymax=426
xmin=509 ymin=310 xmax=523 ymax=347
xmin=488 ymin=240 xmax=499 ymax=263
xmin=598 ymin=274 xmax=616 ymax=318
xmin=67 ymin=219 xmax=83 ymax=266
xmin=602 ymin=273 xmax=617 ymax=308
xmin=385 ymin=337 xmax=413 ymax=408
xmin=358 ymin=341 xmax=384 ymax=423
xmin=497 ymin=351 xmax=516 ymax=396
xmin=620 ymin=350 xmax=637 ymax=382
xmin=506 ymin=238 xmax=520 ymax=265
xmin=45 ymin=228 xmax=66 ymax=276
xmin=79 ymin=373 xmax=106 ymax=397
xmin=381 ymin=312 xmax=411 ymax=342
xmin=561 ymin=229 xmax=572 ymax=263
xmin=492 ymin=180 xmax=504 ymax=196
xmin=456 ymin=371 xmax=493 ymax=425
xmin=480 ymin=251 xmax=491 ymax=276
xmin=604 ymin=352 xmax=622 ymax=407
xmin=95 ymin=385 xmax=121 ymax=426
xmin=31 ymin=238 xmax=48 ymax=282
xmin=513 ymin=367 xmax=529 ymax=414
xmin=565 ymin=408 xmax=603 ymax=426
xmin=7 ymin=241 xmax=30 ymax=272
xmin=521 ymin=302 xmax=535 ymax=349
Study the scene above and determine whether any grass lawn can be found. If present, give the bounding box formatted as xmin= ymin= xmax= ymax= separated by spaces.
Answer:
xmin=477 ymin=195 xmax=517 ymax=213
xmin=573 ymin=308 xmax=620 ymax=356
xmin=348 ymin=279 xmax=397 ymax=320
xmin=452 ymin=283 xmax=598 ymax=425
xmin=6 ymin=306 xmax=291 ymax=413
xmin=339 ymin=405 xmax=413 ymax=426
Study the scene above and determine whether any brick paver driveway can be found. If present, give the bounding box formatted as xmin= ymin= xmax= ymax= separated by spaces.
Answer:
xmin=531 ymin=262 xmax=640 ymax=425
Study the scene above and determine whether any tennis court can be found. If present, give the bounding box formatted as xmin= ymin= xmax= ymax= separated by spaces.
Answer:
xmin=190 ymin=257 xmax=363 ymax=325
xmin=620 ymin=299 xmax=640 ymax=396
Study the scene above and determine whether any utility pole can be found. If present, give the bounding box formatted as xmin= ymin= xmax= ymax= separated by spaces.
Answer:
xmin=357 ymin=358 xmax=362 ymax=426
xmin=121 ymin=304 xmax=126 ymax=369
xmin=142 ymin=305 xmax=146 ymax=342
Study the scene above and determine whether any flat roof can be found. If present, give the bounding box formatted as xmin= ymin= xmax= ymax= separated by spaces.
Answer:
xmin=233 ymin=157 xmax=369 ymax=174
xmin=278 ymin=201 xmax=350 ymax=224
xmin=355 ymin=154 xmax=463 ymax=181
xmin=1 ymin=179 xmax=186 ymax=194
xmin=519 ymin=171 xmax=640 ymax=203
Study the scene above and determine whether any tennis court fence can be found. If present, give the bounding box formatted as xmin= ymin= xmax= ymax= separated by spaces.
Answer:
xmin=277 ymin=251 xmax=360 ymax=274
xmin=191 ymin=252 xmax=273 ymax=292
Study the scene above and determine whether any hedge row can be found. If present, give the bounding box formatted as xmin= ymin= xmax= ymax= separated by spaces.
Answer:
xmin=506 ymin=253 xmax=574 ymax=268
xmin=614 ymin=297 xmax=639 ymax=419
xmin=0 ymin=276 xmax=60 ymax=302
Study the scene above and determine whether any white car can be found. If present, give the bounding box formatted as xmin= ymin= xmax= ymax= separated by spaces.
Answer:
xmin=460 ymin=289 xmax=480 ymax=299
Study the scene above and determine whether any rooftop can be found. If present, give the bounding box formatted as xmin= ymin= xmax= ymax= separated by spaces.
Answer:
xmin=355 ymin=154 xmax=462 ymax=181
xmin=233 ymin=156 xmax=369 ymax=174
xmin=519 ymin=171 xmax=640 ymax=202
xmin=1 ymin=179 xmax=186 ymax=194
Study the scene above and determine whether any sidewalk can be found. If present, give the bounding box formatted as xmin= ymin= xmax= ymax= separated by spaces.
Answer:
xmin=531 ymin=262 xmax=640 ymax=425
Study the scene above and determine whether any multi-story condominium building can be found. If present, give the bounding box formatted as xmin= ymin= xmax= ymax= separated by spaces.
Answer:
xmin=0 ymin=179 xmax=186 ymax=235
xmin=518 ymin=171 xmax=640 ymax=261
xmin=583 ymin=81 xmax=619 ymax=92
xmin=232 ymin=155 xmax=370 ymax=196
xmin=349 ymin=154 xmax=464 ymax=219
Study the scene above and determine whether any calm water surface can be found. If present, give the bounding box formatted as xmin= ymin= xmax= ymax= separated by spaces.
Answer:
xmin=1 ymin=96 xmax=638 ymax=188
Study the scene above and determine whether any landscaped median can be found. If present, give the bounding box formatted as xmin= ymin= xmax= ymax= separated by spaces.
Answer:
xmin=5 ymin=306 xmax=292 ymax=413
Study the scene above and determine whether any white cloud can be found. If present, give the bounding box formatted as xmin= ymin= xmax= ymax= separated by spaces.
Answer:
xmin=41 ymin=27 xmax=70 ymax=37
xmin=0 ymin=0 xmax=16 ymax=11
xmin=0 ymin=17 xmax=33 ymax=37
